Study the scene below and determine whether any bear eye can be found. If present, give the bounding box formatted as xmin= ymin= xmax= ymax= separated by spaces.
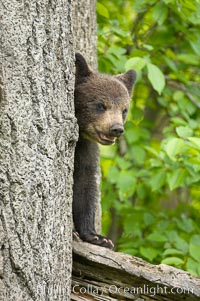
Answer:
xmin=96 ymin=102 xmax=106 ymax=112
xmin=122 ymin=108 xmax=128 ymax=118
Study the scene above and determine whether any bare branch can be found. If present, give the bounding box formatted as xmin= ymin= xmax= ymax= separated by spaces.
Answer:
xmin=72 ymin=241 xmax=200 ymax=301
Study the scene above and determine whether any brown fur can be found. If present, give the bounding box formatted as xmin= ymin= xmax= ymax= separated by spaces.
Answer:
xmin=73 ymin=53 xmax=136 ymax=248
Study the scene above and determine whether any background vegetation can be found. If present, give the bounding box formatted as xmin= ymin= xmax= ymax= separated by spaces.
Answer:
xmin=97 ymin=0 xmax=200 ymax=276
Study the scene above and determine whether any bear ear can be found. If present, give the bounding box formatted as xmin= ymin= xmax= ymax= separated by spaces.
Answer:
xmin=115 ymin=70 xmax=137 ymax=95
xmin=75 ymin=53 xmax=92 ymax=81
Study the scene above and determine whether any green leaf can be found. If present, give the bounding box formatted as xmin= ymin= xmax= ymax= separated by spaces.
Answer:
xmin=163 ymin=248 xmax=184 ymax=256
xmin=166 ymin=230 xmax=179 ymax=241
xmin=143 ymin=213 xmax=155 ymax=226
xmin=177 ymin=218 xmax=194 ymax=234
xmin=140 ymin=246 xmax=159 ymax=261
xmin=188 ymin=137 xmax=200 ymax=150
xmin=166 ymin=231 xmax=189 ymax=253
xmin=149 ymin=158 xmax=162 ymax=167
xmin=163 ymin=138 xmax=185 ymax=160
xmin=132 ymin=107 xmax=144 ymax=125
xmin=190 ymin=235 xmax=200 ymax=246
xmin=130 ymin=145 xmax=146 ymax=164
xmin=189 ymin=244 xmax=200 ymax=262
xmin=107 ymin=166 xmax=119 ymax=184
xmin=147 ymin=63 xmax=165 ymax=94
xmin=116 ymin=157 xmax=132 ymax=170
xmin=98 ymin=0 xmax=200 ymax=274
xmin=125 ymin=57 xmax=146 ymax=71
xmin=117 ymin=171 xmax=136 ymax=198
xmin=145 ymin=146 xmax=159 ymax=157
xmin=171 ymin=117 xmax=187 ymax=126
xmin=164 ymin=57 xmax=177 ymax=72
xmin=108 ymin=46 xmax=126 ymax=56
xmin=161 ymin=257 xmax=184 ymax=266
xmin=167 ymin=168 xmax=186 ymax=190
xmin=122 ymin=248 xmax=138 ymax=256
xmin=147 ymin=232 xmax=167 ymax=242
xmin=177 ymin=97 xmax=196 ymax=116
xmin=97 ymin=3 xmax=109 ymax=18
xmin=174 ymin=237 xmax=189 ymax=253
xmin=150 ymin=171 xmax=166 ymax=191
xmin=152 ymin=2 xmax=168 ymax=25
xmin=143 ymin=44 xmax=154 ymax=51
xmin=163 ymin=0 xmax=173 ymax=4
xmin=177 ymin=54 xmax=200 ymax=65
xmin=190 ymin=39 xmax=200 ymax=56
xmin=112 ymin=28 xmax=130 ymax=39
xmin=134 ymin=0 xmax=152 ymax=11
xmin=173 ymin=90 xmax=184 ymax=101
xmin=125 ymin=126 xmax=141 ymax=144
xmin=186 ymin=257 xmax=199 ymax=276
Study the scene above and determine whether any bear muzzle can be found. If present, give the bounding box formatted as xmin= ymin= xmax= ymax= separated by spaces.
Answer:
xmin=109 ymin=124 xmax=124 ymax=138
xmin=97 ymin=132 xmax=116 ymax=145
xmin=95 ymin=124 xmax=124 ymax=145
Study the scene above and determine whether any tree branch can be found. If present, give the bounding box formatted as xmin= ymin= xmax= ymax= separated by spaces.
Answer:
xmin=72 ymin=241 xmax=200 ymax=301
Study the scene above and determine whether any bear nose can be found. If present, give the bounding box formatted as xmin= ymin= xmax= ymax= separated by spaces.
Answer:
xmin=109 ymin=124 xmax=124 ymax=137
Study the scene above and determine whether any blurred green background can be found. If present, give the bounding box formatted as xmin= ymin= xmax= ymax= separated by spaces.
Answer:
xmin=97 ymin=0 xmax=200 ymax=276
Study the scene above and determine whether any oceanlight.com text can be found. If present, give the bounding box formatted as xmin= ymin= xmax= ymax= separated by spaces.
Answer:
xmin=72 ymin=284 xmax=194 ymax=297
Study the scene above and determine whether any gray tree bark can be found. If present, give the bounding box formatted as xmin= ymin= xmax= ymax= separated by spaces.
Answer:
xmin=0 ymin=1 xmax=77 ymax=300
xmin=72 ymin=241 xmax=200 ymax=301
xmin=72 ymin=0 xmax=101 ymax=233
xmin=73 ymin=0 xmax=97 ymax=69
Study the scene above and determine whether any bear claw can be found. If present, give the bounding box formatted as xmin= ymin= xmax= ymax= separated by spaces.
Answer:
xmin=79 ymin=233 xmax=114 ymax=249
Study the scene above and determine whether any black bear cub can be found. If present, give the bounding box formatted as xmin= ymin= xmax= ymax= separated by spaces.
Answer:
xmin=73 ymin=53 xmax=136 ymax=249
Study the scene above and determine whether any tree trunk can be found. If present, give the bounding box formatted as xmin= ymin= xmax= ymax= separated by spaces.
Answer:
xmin=73 ymin=0 xmax=97 ymax=69
xmin=0 ymin=1 xmax=77 ymax=300
xmin=72 ymin=0 xmax=101 ymax=233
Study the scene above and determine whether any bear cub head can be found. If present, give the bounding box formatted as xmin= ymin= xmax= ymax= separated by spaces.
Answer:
xmin=75 ymin=53 xmax=137 ymax=145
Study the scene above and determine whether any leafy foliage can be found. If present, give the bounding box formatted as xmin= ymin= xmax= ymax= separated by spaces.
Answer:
xmin=97 ymin=0 xmax=200 ymax=275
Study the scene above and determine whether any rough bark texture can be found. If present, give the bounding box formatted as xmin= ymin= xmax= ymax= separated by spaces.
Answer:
xmin=0 ymin=1 xmax=77 ymax=300
xmin=73 ymin=0 xmax=97 ymax=69
xmin=72 ymin=241 xmax=200 ymax=301
xmin=72 ymin=0 xmax=101 ymax=233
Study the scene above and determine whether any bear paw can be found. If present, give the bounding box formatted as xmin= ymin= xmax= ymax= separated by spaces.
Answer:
xmin=80 ymin=232 xmax=114 ymax=249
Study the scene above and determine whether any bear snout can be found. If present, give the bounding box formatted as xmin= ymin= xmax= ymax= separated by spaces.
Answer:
xmin=109 ymin=124 xmax=124 ymax=138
